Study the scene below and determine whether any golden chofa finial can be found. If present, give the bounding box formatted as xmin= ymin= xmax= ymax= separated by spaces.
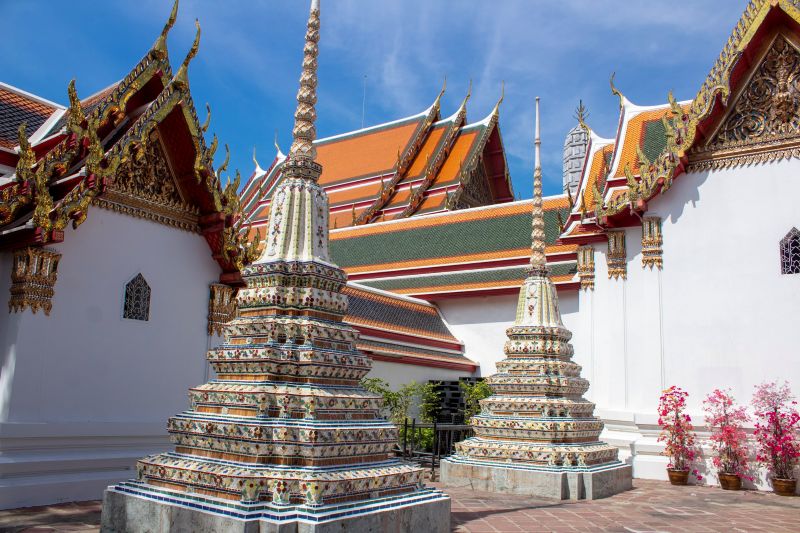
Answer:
xmin=609 ymin=71 xmax=625 ymax=109
xmin=432 ymin=76 xmax=447 ymax=110
xmin=575 ymin=100 xmax=590 ymax=133
xmin=173 ymin=19 xmax=200 ymax=90
xmin=152 ymin=0 xmax=179 ymax=59
xmin=459 ymin=79 xmax=472 ymax=110
xmin=491 ymin=80 xmax=505 ymax=116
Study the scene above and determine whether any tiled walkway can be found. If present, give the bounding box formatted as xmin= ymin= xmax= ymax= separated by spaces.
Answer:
xmin=2 ymin=480 xmax=798 ymax=532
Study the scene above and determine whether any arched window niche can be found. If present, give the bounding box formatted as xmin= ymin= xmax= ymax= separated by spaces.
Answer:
xmin=123 ymin=273 xmax=151 ymax=321
xmin=780 ymin=227 xmax=800 ymax=275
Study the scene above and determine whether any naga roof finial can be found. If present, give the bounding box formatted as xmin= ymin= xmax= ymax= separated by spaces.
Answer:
xmin=610 ymin=72 xmax=625 ymax=109
xmin=530 ymin=96 xmax=547 ymax=272
xmin=492 ymin=80 xmax=505 ymax=116
xmin=173 ymin=19 xmax=200 ymax=89
xmin=66 ymin=79 xmax=86 ymax=134
xmin=286 ymin=0 xmax=321 ymax=168
xmin=152 ymin=0 xmax=179 ymax=59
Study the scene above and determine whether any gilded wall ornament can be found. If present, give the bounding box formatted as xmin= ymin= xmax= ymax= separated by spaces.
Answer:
xmin=8 ymin=247 xmax=61 ymax=316
xmin=576 ymin=246 xmax=595 ymax=290
xmin=606 ymin=230 xmax=627 ymax=280
xmin=208 ymin=283 xmax=237 ymax=336
xmin=641 ymin=217 xmax=663 ymax=270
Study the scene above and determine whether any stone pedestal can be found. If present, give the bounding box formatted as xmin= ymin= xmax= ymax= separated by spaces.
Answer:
xmin=101 ymin=482 xmax=450 ymax=533
xmin=441 ymin=457 xmax=631 ymax=501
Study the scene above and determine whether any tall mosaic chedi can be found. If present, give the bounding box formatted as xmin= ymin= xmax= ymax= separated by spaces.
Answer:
xmin=441 ymin=98 xmax=632 ymax=500
xmin=101 ymin=1 xmax=450 ymax=530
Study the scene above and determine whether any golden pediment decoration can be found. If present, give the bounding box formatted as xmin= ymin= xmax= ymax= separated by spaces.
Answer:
xmin=95 ymin=129 xmax=200 ymax=231
xmin=690 ymin=35 xmax=800 ymax=170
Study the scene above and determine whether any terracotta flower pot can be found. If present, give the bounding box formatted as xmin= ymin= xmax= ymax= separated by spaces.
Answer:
xmin=718 ymin=473 xmax=741 ymax=491
xmin=667 ymin=469 xmax=689 ymax=486
xmin=772 ymin=477 xmax=797 ymax=496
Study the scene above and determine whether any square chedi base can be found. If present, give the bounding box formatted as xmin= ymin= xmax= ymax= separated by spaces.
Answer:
xmin=101 ymin=481 xmax=450 ymax=533
xmin=441 ymin=457 xmax=631 ymax=501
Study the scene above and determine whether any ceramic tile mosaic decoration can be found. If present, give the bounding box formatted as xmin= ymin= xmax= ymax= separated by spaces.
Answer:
xmin=441 ymin=99 xmax=632 ymax=501
xmin=100 ymin=1 xmax=449 ymax=530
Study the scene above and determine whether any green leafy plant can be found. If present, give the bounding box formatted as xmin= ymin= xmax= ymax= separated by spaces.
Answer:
xmin=460 ymin=379 xmax=493 ymax=421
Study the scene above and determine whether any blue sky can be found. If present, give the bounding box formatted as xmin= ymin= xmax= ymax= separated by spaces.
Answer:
xmin=1 ymin=1 xmax=745 ymax=198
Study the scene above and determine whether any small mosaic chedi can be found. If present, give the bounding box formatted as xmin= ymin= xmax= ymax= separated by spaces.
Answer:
xmin=442 ymin=99 xmax=630 ymax=500
xmin=102 ymin=0 xmax=448 ymax=529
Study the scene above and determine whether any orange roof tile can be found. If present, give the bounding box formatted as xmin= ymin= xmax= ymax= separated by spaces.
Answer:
xmin=328 ymin=179 xmax=385 ymax=208
xmin=581 ymin=144 xmax=614 ymax=211
xmin=405 ymin=125 xmax=446 ymax=178
xmin=315 ymin=121 xmax=421 ymax=186
xmin=432 ymin=130 xmax=478 ymax=186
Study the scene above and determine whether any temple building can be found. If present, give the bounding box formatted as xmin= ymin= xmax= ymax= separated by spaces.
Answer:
xmin=0 ymin=0 xmax=799 ymax=511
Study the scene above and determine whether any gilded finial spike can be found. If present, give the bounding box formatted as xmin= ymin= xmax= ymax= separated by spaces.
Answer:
xmin=152 ymin=0 xmax=179 ymax=58
xmin=174 ymin=19 xmax=201 ymax=87
xmin=574 ymin=100 xmax=590 ymax=133
xmin=610 ymin=72 xmax=624 ymax=109
xmin=201 ymin=103 xmax=211 ymax=133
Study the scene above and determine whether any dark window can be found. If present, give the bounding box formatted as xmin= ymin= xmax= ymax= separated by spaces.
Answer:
xmin=780 ymin=228 xmax=800 ymax=275
xmin=123 ymin=273 xmax=151 ymax=321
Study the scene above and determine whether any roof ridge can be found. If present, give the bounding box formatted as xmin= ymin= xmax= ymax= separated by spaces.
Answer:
xmin=347 ymin=281 xmax=438 ymax=307
xmin=315 ymin=106 xmax=430 ymax=144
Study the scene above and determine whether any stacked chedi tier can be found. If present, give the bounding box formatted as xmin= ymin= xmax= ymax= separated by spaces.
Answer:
xmin=443 ymin=98 xmax=629 ymax=500
xmin=129 ymin=0 xmax=427 ymax=509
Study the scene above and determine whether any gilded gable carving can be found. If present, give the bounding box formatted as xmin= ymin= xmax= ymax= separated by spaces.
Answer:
xmin=94 ymin=129 xmax=200 ymax=231
xmin=690 ymin=35 xmax=800 ymax=170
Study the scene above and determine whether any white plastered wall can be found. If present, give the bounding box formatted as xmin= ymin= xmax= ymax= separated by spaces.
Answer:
xmin=0 ymin=208 xmax=224 ymax=508
xmin=580 ymin=159 xmax=800 ymax=491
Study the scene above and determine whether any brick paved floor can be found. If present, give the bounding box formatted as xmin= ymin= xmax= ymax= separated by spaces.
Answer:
xmin=1 ymin=480 xmax=798 ymax=532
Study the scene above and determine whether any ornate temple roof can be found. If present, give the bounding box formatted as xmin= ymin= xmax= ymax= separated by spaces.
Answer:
xmin=240 ymin=87 xmax=513 ymax=233
xmin=329 ymin=197 xmax=577 ymax=298
xmin=0 ymin=1 xmax=257 ymax=285
xmin=343 ymin=283 xmax=474 ymax=371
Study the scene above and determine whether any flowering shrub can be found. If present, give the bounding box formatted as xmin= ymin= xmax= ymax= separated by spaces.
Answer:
xmin=702 ymin=388 xmax=752 ymax=480
xmin=658 ymin=386 xmax=701 ymax=479
xmin=752 ymin=381 xmax=800 ymax=480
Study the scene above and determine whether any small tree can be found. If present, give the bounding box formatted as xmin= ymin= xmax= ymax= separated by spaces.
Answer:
xmin=657 ymin=386 xmax=701 ymax=479
xmin=752 ymin=381 xmax=800 ymax=481
xmin=702 ymin=388 xmax=752 ymax=480
xmin=419 ymin=381 xmax=442 ymax=423
xmin=460 ymin=379 xmax=493 ymax=422
xmin=361 ymin=377 xmax=400 ymax=422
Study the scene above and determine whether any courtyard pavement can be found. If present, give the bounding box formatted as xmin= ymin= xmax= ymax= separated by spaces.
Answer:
xmin=1 ymin=479 xmax=798 ymax=532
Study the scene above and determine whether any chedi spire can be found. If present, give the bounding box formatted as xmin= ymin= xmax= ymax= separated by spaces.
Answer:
xmin=442 ymin=97 xmax=631 ymax=501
